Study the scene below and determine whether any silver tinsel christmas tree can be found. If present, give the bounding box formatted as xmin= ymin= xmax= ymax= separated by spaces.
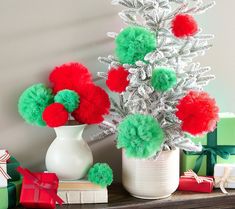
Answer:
xmin=94 ymin=0 xmax=216 ymax=154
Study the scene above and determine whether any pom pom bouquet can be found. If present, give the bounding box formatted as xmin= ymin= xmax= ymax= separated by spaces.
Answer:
xmin=96 ymin=0 xmax=219 ymax=159
xmin=18 ymin=62 xmax=110 ymax=128
xmin=18 ymin=62 xmax=112 ymax=181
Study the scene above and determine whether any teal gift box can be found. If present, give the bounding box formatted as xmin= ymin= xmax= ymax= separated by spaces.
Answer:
xmin=181 ymin=113 xmax=235 ymax=176
xmin=0 ymin=179 xmax=22 ymax=209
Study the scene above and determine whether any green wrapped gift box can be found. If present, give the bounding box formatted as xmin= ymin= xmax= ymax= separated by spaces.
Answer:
xmin=0 ymin=179 xmax=22 ymax=209
xmin=7 ymin=157 xmax=21 ymax=182
xmin=181 ymin=113 xmax=235 ymax=176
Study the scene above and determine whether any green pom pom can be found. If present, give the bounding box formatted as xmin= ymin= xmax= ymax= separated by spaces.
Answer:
xmin=54 ymin=90 xmax=79 ymax=113
xmin=117 ymin=114 xmax=164 ymax=159
xmin=18 ymin=83 xmax=54 ymax=126
xmin=151 ymin=67 xmax=177 ymax=92
xmin=115 ymin=26 xmax=157 ymax=65
xmin=88 ymin=163 xmax=113 ymax=188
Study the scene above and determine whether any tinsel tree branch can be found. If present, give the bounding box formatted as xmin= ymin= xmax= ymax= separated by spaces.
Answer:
xmin=94 ymin=0 xmax=215 ymax=154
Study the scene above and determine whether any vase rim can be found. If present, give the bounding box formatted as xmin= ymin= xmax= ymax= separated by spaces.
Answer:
xmin=54 ymin=121 xmax=87 ymax=129
xmin=58 ymin=124 xmax=86 ymax=128
xmin=122 ymin=148 xmax=179 ymax=161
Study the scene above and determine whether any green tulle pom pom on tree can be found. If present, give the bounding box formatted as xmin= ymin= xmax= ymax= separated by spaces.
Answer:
xmin=151 ymin=67 xmax=177 ymax=92
xmin=115 ymin=26 xmax=157 ymax=65
xmin=88 ymin=163 xmax=113 ymax=188
xmin=54 ymin=89 xmax=80 ymax=113
xmin=117 ymin=114 xmax=165 ymax=158
xmin=18 ymin=83 xmax=54 ymax=126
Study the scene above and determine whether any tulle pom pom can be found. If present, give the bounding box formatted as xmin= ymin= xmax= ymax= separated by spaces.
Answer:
xmin=54 ymin=90 xmax=80 ymax=113
xmin=42 ymin=103 xmax=68 ymax=127
xmin=88 ymin=163 xmax=113 ymax=188
xmin=115 ymin=26 xmax=156 ymax=64
xmin=176 ymin=91 xmax=219 ymax=135
xmin=18 ymin=84 xmax=54 ymax=126
xmin=172 ymin=14 xmax=198 ymax=38
xmin=72 ymin=84 xmax=110 ymax=124
xmin=106 ymin=66 xmax=129 ymax=93
xmin=49 ymin=62 xmax=92 ymax=93
xmin=117 ymin=114 xmax=164 ymax=158
xmin=151 ymin=67 xmax=177 ymax=92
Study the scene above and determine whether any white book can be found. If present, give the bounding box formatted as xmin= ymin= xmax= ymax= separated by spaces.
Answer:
xmin=57 ymin=180 xmax=108 ymax=204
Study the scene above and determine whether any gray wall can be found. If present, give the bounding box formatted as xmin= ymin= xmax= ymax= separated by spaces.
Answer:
xmin=0 ymin=0 xmax=234 ymax=182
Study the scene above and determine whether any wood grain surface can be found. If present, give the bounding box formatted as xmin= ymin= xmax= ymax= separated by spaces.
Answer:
xmin=15 ymin=184 xmax=235 ymax=209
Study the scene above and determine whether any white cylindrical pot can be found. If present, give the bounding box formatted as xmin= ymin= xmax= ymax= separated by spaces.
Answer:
xmin=122 ymin=148 xmax=179 ymax=199
xmin=45 ymin=124 xmax=93 ymax=180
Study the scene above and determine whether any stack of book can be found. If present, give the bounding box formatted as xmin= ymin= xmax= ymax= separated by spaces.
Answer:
xmin=57 ymin=180 xmax=108 ymax=204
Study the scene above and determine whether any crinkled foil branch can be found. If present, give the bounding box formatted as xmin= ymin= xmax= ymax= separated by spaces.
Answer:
xmin=93 ymin=0 xmax=215 ymax=154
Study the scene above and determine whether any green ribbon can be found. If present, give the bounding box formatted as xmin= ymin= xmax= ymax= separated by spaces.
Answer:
xmin=7 ymin=157 xmax=21 ymax=182
xmin=191 ymin=147 xmax=230 ymax=176
xmin=185 ymin=127 xmax=235 ymax=176
xmin=8 ymin=182 xmax=17 ymax=208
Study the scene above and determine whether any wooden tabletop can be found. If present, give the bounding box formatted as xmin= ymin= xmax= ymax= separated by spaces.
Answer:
xmin=16 ymin=184 xmax=235 ymax=209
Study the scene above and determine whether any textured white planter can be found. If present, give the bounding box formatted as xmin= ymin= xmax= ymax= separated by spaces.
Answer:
xmin=122 ymin=148 xmax=179 ymax=199
xmin=46 ymin=124 xmax=93 ymax=180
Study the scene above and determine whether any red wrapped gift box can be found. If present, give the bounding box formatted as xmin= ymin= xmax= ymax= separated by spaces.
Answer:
xmin=17 ymin=167 xmax=63 ymax=209
xmin=178 ymin=170 xmax=214 ymax=193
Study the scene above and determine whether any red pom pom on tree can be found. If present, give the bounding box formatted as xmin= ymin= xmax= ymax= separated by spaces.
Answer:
xmin=106 ymin=66 xmax=129 ymax=93
xmin=42 ymin=103 xmax=69 ymax=127
xmin=49 ymin=62 xmax=93 ymax=94
xmin=176 ymin=91 xmax=219 ymax=136
xmin=171 ymin=14 xmax=198 ymax=38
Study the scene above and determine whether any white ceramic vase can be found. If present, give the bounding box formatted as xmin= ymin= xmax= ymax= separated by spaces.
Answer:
xmin=45 ymin=124 xmax=93 ymax=180
xmin=122 ymin=148 xmax=179 ymax=199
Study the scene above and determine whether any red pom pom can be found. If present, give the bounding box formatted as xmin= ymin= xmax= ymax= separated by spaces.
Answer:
xmin=176 ymin=91 xmax=219 ymax=136
xmin=171 ymin=14 xmax=198 ymax=38
xmin=42 ymin=103 xmax=68 ymax=127
xmin=72 ymin=84 xmax=110 ymax=124
xmin=106 ymin=66 xmax=129 ymax=93
xmin=49 ymin=62 xmax=92 ymax=94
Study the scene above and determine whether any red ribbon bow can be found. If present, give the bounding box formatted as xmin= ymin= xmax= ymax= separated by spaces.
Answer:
xmin=17 ymin=166 xmax=64 ymax=205
xmin=0 ymin=150 xmax=11 ymax=180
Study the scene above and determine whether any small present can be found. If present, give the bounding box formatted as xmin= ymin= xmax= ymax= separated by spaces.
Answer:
xmin=0 ymin=150 xmax=11 ymax=188
xmin=178 ymin=170 xmax=214 ymax=193
xmin=17 ymin=167 xmax=63 ymax=209
xmin=214 ymin=164 xmax=235 ymax=194
xmin=181 ymin=113 xmax=235 ymax=176
xmin=58 ymin=180 xmax=108 ymax=204
xmin=0 ymin=178 xmax=22 ymax=209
